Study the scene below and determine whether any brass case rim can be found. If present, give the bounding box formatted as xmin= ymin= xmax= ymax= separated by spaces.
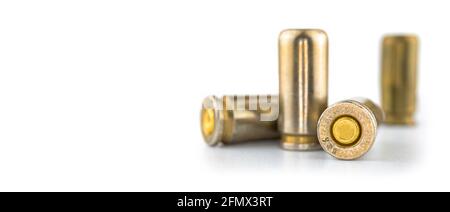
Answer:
xmin=281 ymin=135 xmax=321 ymax=151
xmin=317 ymin=100 xmax=378 ymax=160
xmin=201 ymin=96 xmax=224 ymax=146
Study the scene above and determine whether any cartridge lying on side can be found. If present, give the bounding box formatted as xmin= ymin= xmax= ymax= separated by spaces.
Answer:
xmin=201 ymin=95 xmax=279 ymax=146
xmin=279 ymin=29 xmax=328 ymax=150
xmin=317 ymin=98 xmax=384 ymax=160
xmin=381 ymin=35 xmax=419 ymax=125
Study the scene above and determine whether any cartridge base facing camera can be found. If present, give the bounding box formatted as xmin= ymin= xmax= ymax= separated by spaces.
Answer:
xmin=201 ymin=95 xmax=279 ymax=146
xmin=317 ymin=98 xmax=384 ymax=160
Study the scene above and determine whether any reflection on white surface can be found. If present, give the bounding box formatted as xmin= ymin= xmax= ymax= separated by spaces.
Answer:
xmin=366 ymin=125 xmax=420 ymax=163
xmin=203 ymin=125 xmax=423 ymax=173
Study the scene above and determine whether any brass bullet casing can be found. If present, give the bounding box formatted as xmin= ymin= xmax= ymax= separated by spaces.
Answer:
xmin=381 ymin=35 xmax=419 ymax=125
xmin=279 ymin=29 xmax=328 ymax=150
xmin=201 ymin=95 xmax=279 ymax=146
xmin=317 ymin=98 xmax=384 ymax=160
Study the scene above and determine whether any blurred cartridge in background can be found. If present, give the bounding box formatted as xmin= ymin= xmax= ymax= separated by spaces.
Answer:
xmin=201 ymin=95 xmax=279 ymax=146
xmin=317 ymin=98 xmax=384 ymax=160
xmin=279 ymin=29 xmax=328 ymax=150
xmin=381 ymin=35 xmax=419 ymax=125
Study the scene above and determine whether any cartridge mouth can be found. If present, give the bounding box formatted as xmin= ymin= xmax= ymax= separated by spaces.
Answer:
xmin=200 ymin=96 xmax=224 ymax=146
xmin=317 ymin=100 xmax=378 ymax=160
xmin=383 ymin=34 xmax=418 ymax=43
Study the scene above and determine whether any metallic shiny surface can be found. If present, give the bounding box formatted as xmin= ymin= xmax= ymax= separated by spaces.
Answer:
xmin=201 ymin=95 xmax=279 ymax=146
xmin=201 ymin=108 xmax=215 ymax=137
xmin=331 ymin=116 xmax=361 ymax=145
xmin=381 ymin=35 xmax=418 ymax=125
xmin=278 ymin=29 xmax=328 ymax=150
xmin=317 ymin=98 xmax=384 ymax=160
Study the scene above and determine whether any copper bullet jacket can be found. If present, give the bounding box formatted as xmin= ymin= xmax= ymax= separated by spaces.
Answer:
xmin=278 ymin=29 xmax=328 ymax=151
xmin=381 ymin=35 xmax=419 ymax=125
xmin=317 ymin=98 xmax=384 ymax=160
xmin=201 ymin=95 xmax=279 ymax=146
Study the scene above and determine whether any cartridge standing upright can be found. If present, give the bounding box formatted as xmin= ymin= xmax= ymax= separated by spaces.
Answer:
xmin=381 ymin=35 xmax=418 ymax=125
xmin=278 ymin=29 xmax=328 ymax=150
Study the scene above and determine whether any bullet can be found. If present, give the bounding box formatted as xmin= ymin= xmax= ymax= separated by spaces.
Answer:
xmin=317 ymin=98 xmax=384 ymax=160
xmin=201 ymin=95 xmax=279 ymax=146
xmin=381 ymin=35 xmax=418 ymax=125
xmin=279 ymin=29 xmax=328 ymax=150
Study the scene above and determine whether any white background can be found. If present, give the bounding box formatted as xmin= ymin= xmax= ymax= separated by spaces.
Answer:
xmin=0 ymin=0 xmax=446 ymax=191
